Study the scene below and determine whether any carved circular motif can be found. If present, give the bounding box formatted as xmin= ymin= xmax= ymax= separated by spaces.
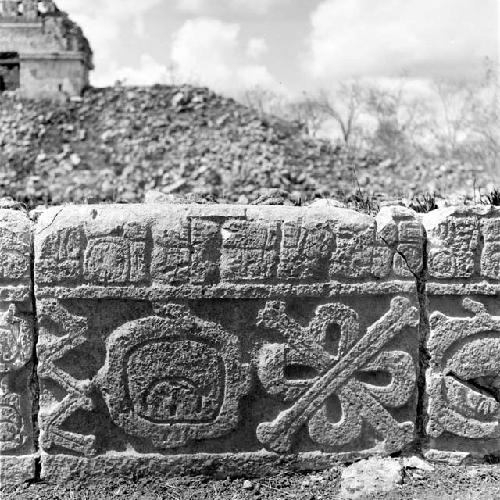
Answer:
xmin=97 ymin=315 xmax=251 ymax=449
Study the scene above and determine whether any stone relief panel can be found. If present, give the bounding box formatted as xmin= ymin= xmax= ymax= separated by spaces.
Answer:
xmin=424 ymin=206 xmax=500 ymax=281
xmin=97 ymin=312 xmax=252 ymax=449
xmin=37 ymin=299 xmax=96 ymax=455
xmin=0 ymin=209 xmax=34 ymax=489
xmin=33 ymin=204 xmax=424 ymax=480
xmin=256 ymin=297 xmax=419 ymax=454
xmin=426 ymin=297 xmax=500 ymax=457
xmin=0 ymin=210 xmax=31 ymax=285
xmin=36 ymin=296 xmax=419 ymax=458
xmin=0 ymin=304 xmax=33 ymax=454
xmin=480 ymin=218 xmax=500 ymax=280
xmin=377 ymin=206 xmax=424 ymax=278
xmin=37 ymin=299 xmax=254 ymax=456
xmin=35 ymin=204 xmax=422 ymax=293
xmin=83 ymin=222 xmax=148 ymax=285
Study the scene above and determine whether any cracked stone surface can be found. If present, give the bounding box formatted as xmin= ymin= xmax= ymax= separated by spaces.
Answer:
xmin=2 ymin=203 xmax=500 ymax=486
xmin=423 ymin=207 xmax=500 ymax=462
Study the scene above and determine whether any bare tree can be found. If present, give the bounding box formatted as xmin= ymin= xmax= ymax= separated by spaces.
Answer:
xmin=314 ymin=81 xmax=365 ymax=146
xmin=467 ymin=59 xmax=499 ymax=172
xmin=285 ymin=92 xmax=324 ymax=138
xmin=428 ymin=60 xmax=499 ymax=173
xmin=240 ymin=86 xmax=288 ymax=118
xmin=431 ymin=78 xmax=477 ymax=158
xmin=362 ymin=79 xmax=433 ymax=157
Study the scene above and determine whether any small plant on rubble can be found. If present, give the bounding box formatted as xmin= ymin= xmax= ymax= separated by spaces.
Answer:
xmin=482 ymin=188 xmax=500 ymax=206
xmin=408 ymin=193 xmax=439 ymax=213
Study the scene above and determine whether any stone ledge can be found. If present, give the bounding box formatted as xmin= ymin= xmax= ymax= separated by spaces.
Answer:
xmin=41 ymin=451 xmax=393 ymax=481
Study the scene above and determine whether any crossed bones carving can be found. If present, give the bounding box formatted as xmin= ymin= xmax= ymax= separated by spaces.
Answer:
xmin=256 ymin=297 xmax=419 ymax=453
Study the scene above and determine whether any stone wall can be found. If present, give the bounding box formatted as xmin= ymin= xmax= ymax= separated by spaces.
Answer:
xmin=20 ymin=56 xmax=88 ymax=97
xmin=1 ymin=203 xmax=499 ymax=485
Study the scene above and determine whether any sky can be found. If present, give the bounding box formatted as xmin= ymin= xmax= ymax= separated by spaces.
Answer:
xmin=57 ymin=0 xmax=499 ymax=95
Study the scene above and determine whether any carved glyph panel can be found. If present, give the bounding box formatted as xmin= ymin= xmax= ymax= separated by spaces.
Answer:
xmin=427 ymin=298 xmax=500 ymax=454
xmin=257 ymin=297 xmax=419 ymax=454
xmin=97 ymin=314 xmax=252 ymax=449
xmin=0 ymin=304 xmax=33 ymax=454
xmin=36 ymin=296 xmax=419 ymax=458
xmin=37 ymin=300 xmax=253 ymax=455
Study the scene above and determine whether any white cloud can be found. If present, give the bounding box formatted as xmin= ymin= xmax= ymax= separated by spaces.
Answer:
xmin=305 ymin=0 xmax=498 ymax=81
xmin=176 ymin=0 xmax=204 ymax=13
xmin=171 ymin=18 xmax=239 ymax=87
xmin=236 ymin=64 xmax=277 ymax=88
xmin=246 ymin=38 xmax=268 ymax=59
xmin=176 ymin=0 xmax=287 ymax=15
xmin=92 ymin=54 xmax=171 ymax=87
xmin=171 ymin=18 xmax=281 ymax=92
xmin=56 ymin=0 xmax=162 ymax=81
xmin=228 ymin=0 xmax=286 ymax=14
xmin=57 ymin=0 xmax=161 ymax=41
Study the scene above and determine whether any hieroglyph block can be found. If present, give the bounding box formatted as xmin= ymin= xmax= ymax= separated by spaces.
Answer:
xmin=0 ymin=210 xmax=34 ymax=486
xmin=34 ymin=203 xmax=422 ymax=479
xmin=424 ymin=206 xmax=500 ymax=459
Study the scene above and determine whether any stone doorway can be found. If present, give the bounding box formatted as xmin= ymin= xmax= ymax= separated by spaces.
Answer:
xmin=0 ymin=52 xmax=20 ymax=91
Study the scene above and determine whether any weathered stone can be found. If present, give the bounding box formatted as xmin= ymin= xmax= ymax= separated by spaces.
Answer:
xmin=97 ymin=313 xmax=252 ymax=450
xmin=423 ymin=206 xmax=500 ymax=281
xmin=424 ymin=206 xmax=500 ymax=460
xmin=33 ymin=203 xmax=421 ymax=481
xmin=0 ymin=454 xmax=35 ymax=485
xmin=426 ymin=297 xmax=500 ymax=457
xmin=0 ymin=209 xmax=34 ymax=486
xmin=0 ymin=0 xmax=93 ymax=97
xmin=339 ymin=457 xmax=403 ymax=499
xmin=377 ymin=206 xmax=424 ymax=278
xmin=221 ymin=218 xmax=280 ymax=281
xmin=256 ymin=297 xmax=419 ymax=454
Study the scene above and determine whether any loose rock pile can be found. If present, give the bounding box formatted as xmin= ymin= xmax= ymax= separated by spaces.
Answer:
xmin=0 ymin=85 xmax=496 ymax=207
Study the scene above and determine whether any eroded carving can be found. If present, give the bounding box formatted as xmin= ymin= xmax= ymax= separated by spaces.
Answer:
xmin=97 ymin=312 xmax=252 ymax=449
xmin=481 ymin=219 xmax=500 ymax=280
xmin=0 ymin=378 xmax=25 ymax=452
xmin=278 ymin=219 xmax=335 ymax=280
xmin=0 ymin=304 xmax=32 ymax=373
xmin=84 ymin=223 xmax=147 ymax=284
xmin=257 ymin=297 xmax=419 ymax=453
xmin=0 ymin=304 xmax=32 ymax=452
xmin=427 ymin=299 xmax=500 ymax=441
xmin=427 ymin=217 xmax=480 ymax=278
xmin=37 ymin=300 xmax=95 ymax=455
xmin=221 ymin=219 xmax=279 ymax=281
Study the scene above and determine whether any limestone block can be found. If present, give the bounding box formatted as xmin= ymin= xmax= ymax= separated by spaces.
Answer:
xmin=423 ymin=206 xmax=500 ymax=280
xmin=34 ymin=204 xmax=421 ymax=480
xmin=424 ymin=206 xmax=500 ymax=460
xmin=0 ymin=210 xmax=35 ymax=486
xmin=426 ymin=296 xmax=500 ymax=458
xmin=340 ymin=457 xmax=403 ymax=499
xmin=35 ymin=204 xmax=421 ymax=291
xmin=221 ymin=218 xmax=280 ymax=281
xmin=377 ymin=206 xmax=424 ymax=278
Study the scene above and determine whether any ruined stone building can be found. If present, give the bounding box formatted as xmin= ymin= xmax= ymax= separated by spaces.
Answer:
xmin=0 ymin=0 xmax=93 ymax=97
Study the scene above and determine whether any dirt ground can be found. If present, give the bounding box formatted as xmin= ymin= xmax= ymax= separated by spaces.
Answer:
xmin=2 ymin=462 xmax=500 ymax=500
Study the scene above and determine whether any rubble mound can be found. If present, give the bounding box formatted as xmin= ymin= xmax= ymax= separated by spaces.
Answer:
xmin=0 ymin=84 xmax=495 ymax=207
